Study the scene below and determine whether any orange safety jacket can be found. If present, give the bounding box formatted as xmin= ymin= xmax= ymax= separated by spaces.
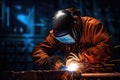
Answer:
xmin=32 ymin=16 xmax=112 ymax=67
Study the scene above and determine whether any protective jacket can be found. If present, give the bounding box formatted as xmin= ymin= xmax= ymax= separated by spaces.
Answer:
xmin=32 ymin=16 xmax=112 ymax=67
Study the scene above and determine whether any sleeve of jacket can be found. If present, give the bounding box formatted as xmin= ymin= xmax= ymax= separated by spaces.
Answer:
xmin=32 ymin=30 xmax=59 ymax=67
xmin=78 ymin=23 xmax=112 ymax=63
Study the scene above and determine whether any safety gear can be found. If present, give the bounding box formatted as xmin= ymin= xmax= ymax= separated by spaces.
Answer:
xmin=53 ymin=10 xmax=75 ymax=37
xmin=53 ymin=10 xmax=80 ymax=44
xmin=55 ymin=34 xmax=75 ymax=44
xmin=33 ymin=16 xmax=112 ymax=70
xmin=55 ymin=26 xmax=79 ymax=44
xmin=56 ymin=27 xmax=79 ymax=44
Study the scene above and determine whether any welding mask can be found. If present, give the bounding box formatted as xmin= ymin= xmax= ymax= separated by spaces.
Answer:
xmin=53 ymin=10 xmax=78 ymax=44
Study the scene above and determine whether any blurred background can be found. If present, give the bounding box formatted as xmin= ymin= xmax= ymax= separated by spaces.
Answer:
xmin=0 ymin=0 xmax=120 ymax=71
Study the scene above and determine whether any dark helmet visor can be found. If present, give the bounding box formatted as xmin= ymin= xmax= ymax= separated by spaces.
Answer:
xmin=53 ymin=10 xmax=74 ymax=37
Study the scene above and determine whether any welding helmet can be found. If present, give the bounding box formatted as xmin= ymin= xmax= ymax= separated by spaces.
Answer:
xmin=53 ymin=9 xmax=79 ymax=44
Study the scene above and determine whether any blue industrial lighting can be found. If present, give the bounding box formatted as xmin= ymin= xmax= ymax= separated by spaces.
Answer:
xmin=17 ymin=14 xmax=28 ymax=25
xmin=6 ymin=7 xmax=10 ymax=27
xmin=14 ymin=5 xmax=22 ymax=10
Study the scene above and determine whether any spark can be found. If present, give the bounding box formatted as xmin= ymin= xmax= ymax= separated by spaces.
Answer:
xmin=65 ymin=52 xmax=85 ymax=72
xmin=66 ymin=62 xmax=79 ymax=71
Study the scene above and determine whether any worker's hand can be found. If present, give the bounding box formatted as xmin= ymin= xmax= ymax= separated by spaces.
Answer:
xmin=41 ymin=56 xmax=64 ymax=70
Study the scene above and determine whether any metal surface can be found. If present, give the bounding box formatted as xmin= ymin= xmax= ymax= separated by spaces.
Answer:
xmin=1 ymin=70 xmax=120 ymax=80
xmin=81 ymin=73 xmax=120 ymax=77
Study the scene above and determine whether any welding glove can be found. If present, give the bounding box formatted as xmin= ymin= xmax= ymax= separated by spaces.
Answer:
xmin=40 ymin=56 xmax=64 ymax=70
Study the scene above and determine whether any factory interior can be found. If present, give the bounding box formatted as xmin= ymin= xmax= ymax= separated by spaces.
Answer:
xmin=0 ymin=0 xmax=120 ymax=80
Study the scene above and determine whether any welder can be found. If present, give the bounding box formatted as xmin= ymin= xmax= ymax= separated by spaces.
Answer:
xmin=32 ymin=8 xmax=112 ymax=71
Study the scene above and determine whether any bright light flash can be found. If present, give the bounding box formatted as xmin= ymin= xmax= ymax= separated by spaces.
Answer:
xmin=56 ymin=11 xmax=66 ymax=18
xmin=66 ymin=62 xmax=79 ymax=71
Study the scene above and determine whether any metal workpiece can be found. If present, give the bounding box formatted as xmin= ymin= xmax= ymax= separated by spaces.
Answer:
xmin=81 ymin=73 xmax=120 ymax=77
xmin=1 ymin=70 xmax=120 ymax=80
